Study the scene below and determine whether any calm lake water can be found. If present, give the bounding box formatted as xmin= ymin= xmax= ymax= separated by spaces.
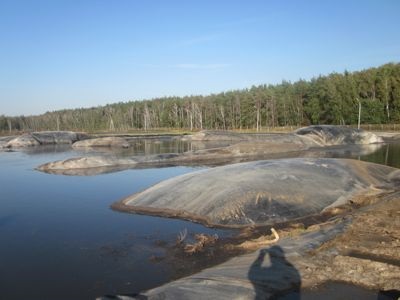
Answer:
xmin=0 ymin=139 xmax=399 ymax=299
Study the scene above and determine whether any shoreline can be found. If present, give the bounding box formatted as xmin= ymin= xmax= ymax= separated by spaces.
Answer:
xmin=102 ymin=190 xmax=400 ymax=299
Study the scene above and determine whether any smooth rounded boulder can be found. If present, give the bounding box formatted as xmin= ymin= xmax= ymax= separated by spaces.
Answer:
xmin=113 ymin=158 xmax=397 ymax=227
xmin=6 ymin=131 xmax=88 ymax=148
xmin=72 ymin=137 xmax=130 ymax=148
xmin=295 ymin=125 xmax=383 ymax=146
xmin=5 ymin=134 xmax=40 ymax=147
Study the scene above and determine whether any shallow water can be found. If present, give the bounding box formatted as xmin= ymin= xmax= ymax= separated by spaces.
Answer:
xmin=0 ymin=139 xmax=399 ymax=299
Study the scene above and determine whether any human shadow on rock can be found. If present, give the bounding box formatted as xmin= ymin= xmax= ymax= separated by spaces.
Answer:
xmin=248 ymin=245 xmax=301 ymax=299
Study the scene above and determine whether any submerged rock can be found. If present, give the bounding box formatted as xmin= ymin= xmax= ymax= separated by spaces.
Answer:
xmin=295 ymin=125 xmax=383 ymax=146
xmin=5 ymin=131 xmax=88 ymax=148
xmin=72 ymin=137 xmax=130 ymax=148
xmin=113 ymin=158 xmax=397 ymax=227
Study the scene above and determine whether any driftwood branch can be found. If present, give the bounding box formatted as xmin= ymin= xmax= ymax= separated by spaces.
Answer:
xmin=238 ymin=227 xmax=280 ymax=249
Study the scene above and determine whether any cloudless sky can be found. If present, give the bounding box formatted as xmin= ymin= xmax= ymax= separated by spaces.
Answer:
xmin=1 ymin=0 xmax=399 ymax=116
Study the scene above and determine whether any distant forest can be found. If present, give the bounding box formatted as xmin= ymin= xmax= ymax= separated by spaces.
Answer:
xmin=2 ymin=63 xmax=400 ymax=133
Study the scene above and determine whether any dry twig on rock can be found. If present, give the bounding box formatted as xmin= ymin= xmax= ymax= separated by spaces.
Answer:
xmin=238 ymin=227 xmax=280 ymax=250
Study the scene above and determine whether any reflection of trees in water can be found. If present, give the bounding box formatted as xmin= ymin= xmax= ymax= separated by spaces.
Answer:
xmin=248 ymin=245 xmax=301 ymax=300
xmin=358 ymin=143 xmax=400 ymax=168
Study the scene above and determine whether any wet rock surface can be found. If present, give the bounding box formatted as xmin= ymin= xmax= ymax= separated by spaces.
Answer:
xmin=112 ymin=158 xmax=396 ymax=227
xmin=36 ymin=153 xmax=182 ymax=175
xmin=189 ymin=125 xmax=383 ymax=146
xmin=72 ymin=137 xmax=130 ymax=148
xmin=189 ymin=130 xmax=249 ymax=141
xmin=295 ymin=125 xmax=384 ymax=145
xmin=4 ymin=131 xmax=88 ymax=148
xmin=100 ymin=190 xmax=400 ymax=300
xmin=5 ymin=134 xmax=41 ymax=147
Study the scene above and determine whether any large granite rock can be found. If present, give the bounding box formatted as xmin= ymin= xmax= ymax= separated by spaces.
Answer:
xmin=72 ymin=137 xmax=130 ymax=148
xmin=36 ymin=153 xmax=181 ymax=175
xmin=113 ymin=158 xmax=397 ymax=227
xmin=295 ymin=125 xmax=383 ymax=146
xmin=188 ymin=126 xmax=383 ymax=146
xmin=5 ymin=131 xmax=88 ymax=148
xmin=5 ymin=134 xmax=40 ymax=147
xmin=189 ymin=131 xmax=249 ymax=141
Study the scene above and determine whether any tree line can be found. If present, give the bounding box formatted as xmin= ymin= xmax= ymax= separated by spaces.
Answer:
xmin=1 ymin=62 xmax=400 ymax=133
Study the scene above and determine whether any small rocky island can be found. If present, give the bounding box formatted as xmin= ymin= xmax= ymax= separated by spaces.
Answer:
xmin=112 ymin=158 xmax=397 ymax=227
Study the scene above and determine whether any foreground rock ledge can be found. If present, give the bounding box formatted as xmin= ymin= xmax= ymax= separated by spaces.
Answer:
xmin=101 ymin=189 xmax=400 ymax=299
xmin=112 ymin=158 xmax=398 ymax=228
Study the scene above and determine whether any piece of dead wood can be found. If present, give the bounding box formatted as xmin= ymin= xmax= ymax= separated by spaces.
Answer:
xmin=238 ymin=227 xmax=279 ymax=250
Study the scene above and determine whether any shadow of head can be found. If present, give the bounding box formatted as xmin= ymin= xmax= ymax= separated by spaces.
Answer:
xmin=263 ymin=245 xmax=285 ymax=258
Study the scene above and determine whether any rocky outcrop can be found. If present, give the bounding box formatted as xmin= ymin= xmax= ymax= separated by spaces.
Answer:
xmin=113 ymin=158 xmax=397 ymax=227
xmin=5 ymin=131 xmax=88 ymax=148
xmin=188 ymin=126 xmax=384 ymax=146
xmin=101 ymin=222 xmax=348 ymax=300
xmin=5 ymin=134 xmax=40 ymax=147
xmin=36 ymin=126 xmax=386 ymax=175
xmin=295 ymin=125 xmax=383 ymax=146
xmin=101 ymin=189 xmax=400 ymax=300
xmin=189 ymin=130 xmax=248 ymax=141
xmin=72 ymin=137 xmax=130 ymax=148
xmin=36 ymin=153 xmax=182 ymax=175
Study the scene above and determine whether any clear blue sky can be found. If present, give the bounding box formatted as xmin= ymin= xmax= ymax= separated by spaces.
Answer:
xmin=1 ymin=0 xmax=399 ymax=116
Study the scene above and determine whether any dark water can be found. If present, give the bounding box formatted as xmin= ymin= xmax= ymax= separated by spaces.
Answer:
xmin=0 ymin=141 xmax=227 ymax=300
xmin=322 ymin=142 xmax=400 ymax=168
xmin=354 ymin=143 xmax=400 ymax=168
xmin=300 ymin=281 xmax=399 ymax=300
xmin=0 ymin=140 xmax=399 ymax=299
